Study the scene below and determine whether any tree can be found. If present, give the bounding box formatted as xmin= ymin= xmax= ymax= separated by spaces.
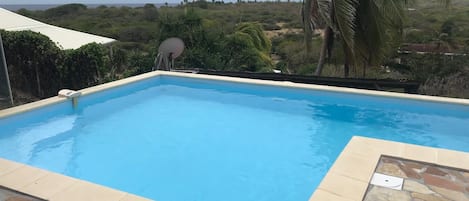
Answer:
xmin=124 ymin=51 xmax=155 ymax=76
xmin=351 ymin=0 xmax=408 ymax=77
xmin=44 ymin=3 xmax=87 ymax=19
xmin=0 ymin=30 xmax=62 ymax=97
xmin=302 ymin=0 xmax=313 ymax=61
xmin=440 ymin=19 xmax=455 ymax=38
xmin=303 ymin=0 xmax=358 ymax=76
xmin=61 ymin=43 xmax=107 ymax=89
xmin=304 ymin=0 xmax=449 ymax=77
xmin=142 ymin=4 xmax=159 ymax=21
xmin=223 ymin=23 xmax=273 ymax=71
xmin=158 ymin=9 xmax=227 ymax=70
xmin=235 ymin=23 xmax=272 ymax=54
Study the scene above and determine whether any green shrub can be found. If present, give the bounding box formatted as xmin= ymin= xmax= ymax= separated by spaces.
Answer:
xmin=61 ymin=43 xmax=107 ymax=89
xmin=1 ymin=30 xmax=62 ymax=97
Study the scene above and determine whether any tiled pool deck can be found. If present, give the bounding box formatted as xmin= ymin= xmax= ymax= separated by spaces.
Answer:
xmin=0 ymin=71 xmax=468 ymax=201
xmin=0 ymin=158 xmax=151 ymax=201
xmin=309 ymin=137 xmax=469 ymax=201
xmin=364 ymin=156 xmax=469 ymax=201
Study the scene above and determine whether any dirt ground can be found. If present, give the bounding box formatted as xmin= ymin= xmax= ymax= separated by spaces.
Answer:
xmin=264 ymin=23 xmax=303 ymax=39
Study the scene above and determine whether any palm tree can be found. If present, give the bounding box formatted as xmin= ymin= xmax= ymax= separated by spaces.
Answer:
xmin=302 ymin=0 xmax=313 ymax=60
xmin=350 ymin=0 xmax=409 ymax=77
xmin=224 ymin=22 xmax=273 ymax=71
xmin=303 ymin=0 xmax=358 ymax=76
xmin=303 ymin=0 xmax=450 ymax=77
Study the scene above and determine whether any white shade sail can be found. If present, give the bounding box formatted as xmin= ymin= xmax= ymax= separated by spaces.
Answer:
xmin=0 ymin=7 xmax=116 ymax=49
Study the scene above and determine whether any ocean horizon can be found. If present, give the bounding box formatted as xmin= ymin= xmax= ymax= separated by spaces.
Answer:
xmin=0 ymin=3 xmax=178 ymax=11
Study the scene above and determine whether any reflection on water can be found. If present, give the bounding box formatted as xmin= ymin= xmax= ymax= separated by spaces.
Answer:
xmin=308 ymin=101 xmax=469 ymax=150
xmin=0 ymin=115 xmax=77 ymax=172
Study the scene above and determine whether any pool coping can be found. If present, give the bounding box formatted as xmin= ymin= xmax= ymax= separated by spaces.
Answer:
xmin=0 ymin=71 xmax=468 ymax=200
xmin=308 ymin=136 xmax=469 ymax=201
xmin=0 ymin=71 xmax=161 ymax=119
xmin=160 ymin=71 xmax=469 ymax=105
xmin=1 ymin=71 xmax=469 ymax=119
xmin=0 ymin=158 xmax=151 ymax=201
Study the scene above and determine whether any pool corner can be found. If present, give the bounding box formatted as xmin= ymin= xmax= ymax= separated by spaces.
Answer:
xmin=308 ymin=136 xmax=469 ymax=201
xmin=0 ymin=158 xmax=151 ymax=201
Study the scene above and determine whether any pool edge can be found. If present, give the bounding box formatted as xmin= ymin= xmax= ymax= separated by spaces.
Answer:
xmin=2 ymin=71 xmax=468 ymax=119
xmin=308 ymin=136 xmax=469 ymax=201
xmin=0 ymin=71 xmax=162 ymax=119
xmin=158 ymin=71 xmax=469 ymax=106
xmin=0 ymin=158 xmax=152 ymax=201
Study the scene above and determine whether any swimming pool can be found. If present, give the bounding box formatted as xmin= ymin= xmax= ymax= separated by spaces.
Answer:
xmin=0 ymin=72 xmax=468 ymax=201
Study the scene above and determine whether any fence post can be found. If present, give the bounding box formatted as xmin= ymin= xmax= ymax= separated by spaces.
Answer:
xmin=0 ymin=33 xmax=14 ymax=106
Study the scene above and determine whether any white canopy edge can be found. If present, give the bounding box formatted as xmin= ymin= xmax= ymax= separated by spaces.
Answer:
xmin=0 ymin=7 xmax=116 ymax=50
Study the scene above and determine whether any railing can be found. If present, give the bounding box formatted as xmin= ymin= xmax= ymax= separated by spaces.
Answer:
xmin=197 ymin=70 xmax=421 ymax=93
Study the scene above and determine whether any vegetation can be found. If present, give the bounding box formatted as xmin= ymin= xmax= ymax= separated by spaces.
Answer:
xmin=1 ymin=30 xmax=62 ymax=98
xmin=1 ymin=0 xmax=469 ymax=105
xmin=62 ymin=43 xmax=108 ymax=89
xmin=0 ymin=30 xmax=108 ymax=100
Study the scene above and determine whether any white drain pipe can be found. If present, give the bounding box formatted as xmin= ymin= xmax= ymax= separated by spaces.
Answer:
xmin=58 ymin=89 xmax=81 ymax=108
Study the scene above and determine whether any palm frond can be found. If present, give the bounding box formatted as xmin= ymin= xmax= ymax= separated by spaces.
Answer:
xmin=352 ymin=0 xmax=411 ymax=67
xmin=332 ymin=0 xmax=358 ymax=55
xmin=315 ymin=0 xmax=332 ymax=29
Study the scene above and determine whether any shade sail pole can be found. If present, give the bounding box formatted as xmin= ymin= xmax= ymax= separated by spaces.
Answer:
xmin=0 ymin=33 xmax=14 ymax=106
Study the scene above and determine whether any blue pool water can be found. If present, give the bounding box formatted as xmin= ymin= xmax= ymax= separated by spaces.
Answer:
xmin=0 ymin=75 xmax=468 ymax=201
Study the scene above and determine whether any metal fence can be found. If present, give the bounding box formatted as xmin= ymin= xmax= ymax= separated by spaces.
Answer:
xmin=0 ymin=33 xmax=13 ymax=109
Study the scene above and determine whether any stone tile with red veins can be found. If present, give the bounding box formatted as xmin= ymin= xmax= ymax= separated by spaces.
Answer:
xmin=425 ymin=166 xmax=448 ymax=177
xmin=400 ymin=163 xmax=423 ymax=179
xmin=422 ymin=173 xmax=466 ymax=192
xmin=364 ymin=156 xmax=469 ymax=201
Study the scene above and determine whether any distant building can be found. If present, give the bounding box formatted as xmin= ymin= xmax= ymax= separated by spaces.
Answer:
xmin=399 ymin=43 xmax=466 ymax=56
xmin=0 ymin=7 xmax=115 ymax=50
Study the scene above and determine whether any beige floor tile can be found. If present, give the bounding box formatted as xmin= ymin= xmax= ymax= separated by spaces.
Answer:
xmin=0 ymin=158 xmax=24 ymax=176
xmin=328 ymin=152 xmax=378 ymax=182
xmin=309 ymin=189 xmax=355 ymax=201
xmin=119 ymin=193 xmax=153 ymax=201
xmin=402 ymin=144 xmax=438 ymax=163
xmin=318 ymin=172 xmax=368 ymax=201
xmin=309 ymin=136 xmax=469 ymax=201
xmin=0 ymin=165 xmax=48 ymax=190
xmin=19 ymin=172 xmax=78 ymax=199
xmin=346 ymin=136 xmax=404 ymax=157
xmin=437 ymin=149 xmax=469 ymax=170
xmin=49 ymin=180 xmax=126 ymax=201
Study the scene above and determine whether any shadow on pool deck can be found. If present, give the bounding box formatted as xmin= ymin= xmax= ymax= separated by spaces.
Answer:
xmin=0 ymin=186 xmax=45 ymax=201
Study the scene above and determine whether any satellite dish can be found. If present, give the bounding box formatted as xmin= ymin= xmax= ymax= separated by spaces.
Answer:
xmin=159 ymin=38 xmax=184 ymax=59
xmin=153 ymin=38 xmax=184 ymax=71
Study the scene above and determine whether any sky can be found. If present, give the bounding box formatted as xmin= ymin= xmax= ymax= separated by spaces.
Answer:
xmin=1 ymin=0 xmax=169 ymax=4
